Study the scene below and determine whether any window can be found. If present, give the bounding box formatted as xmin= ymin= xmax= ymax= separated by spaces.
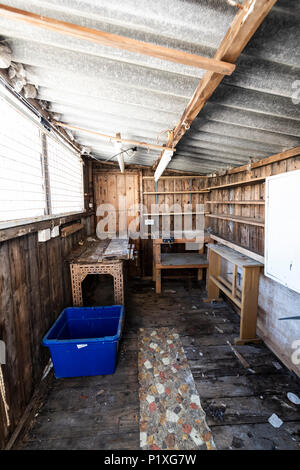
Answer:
xmin=265 ymin=169 xmax=300 ymax=294
xmin=0 ymin=97 xmax=46 ymax=221
xmin=46 ymin=136 xmax=84 ymax=215
xmin=0 ymin=93 xmax=84 ymax=225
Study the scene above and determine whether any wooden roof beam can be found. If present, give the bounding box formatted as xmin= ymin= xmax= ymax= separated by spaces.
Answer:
xmin=227 ymin=146 xmax=300 ymax=174
xmin=153 ymin=0 xmax=277 ymax=171
xmin=0 ymin=4 xmax=235 ymax=75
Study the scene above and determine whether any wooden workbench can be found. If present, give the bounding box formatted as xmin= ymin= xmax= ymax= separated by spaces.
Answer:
xmin=206 ymin=243 xmax=264 ymax=345
xmin=153 ymin=234 xmax=210 ymax=293
xmin=67 ymin=238 xmax=133 ymax=306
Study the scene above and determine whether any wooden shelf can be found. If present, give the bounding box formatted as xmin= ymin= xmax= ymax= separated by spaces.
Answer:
xmin=206 ymin=213 xmax=265 ymax=227
xmin=207 ymin=243 xmax=264 ymax=268
xmin=61 ymin=223 xmax=84 ymax=238
xmin=143 ymin=176 xmax=207 ymax=180
xmin=143 ymin=212 xmax=207 ymax=216
xmin=205 ymin=176 xmax=265 ymax=191
xmin=158 ymin=253 xmax=208 ymax=269
xmin=143 ymin=190 xmax=210 ymax=195
xmin=205 ymin=200 xmax=265 ymax=205
xmin=210 ymin=234 xmax=264 ymax=264
xmin=207 ymin=243 xmax=263 ymax=344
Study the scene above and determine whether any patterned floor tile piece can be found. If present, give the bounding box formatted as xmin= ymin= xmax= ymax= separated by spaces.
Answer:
xmin=138 ymin=327 xmax=216 ymax=450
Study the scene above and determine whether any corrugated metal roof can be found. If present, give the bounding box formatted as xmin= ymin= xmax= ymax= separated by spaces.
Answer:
xmin=0 ymin=0 xmax=299 ymax=173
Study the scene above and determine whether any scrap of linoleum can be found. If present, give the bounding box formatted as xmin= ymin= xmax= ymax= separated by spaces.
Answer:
xmin=138 ymin=327 xmax=215 ymax=450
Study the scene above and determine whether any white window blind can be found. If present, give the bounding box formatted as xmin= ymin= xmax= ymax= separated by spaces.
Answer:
xmin=46 ymin=136 xmax=84 ymax=215
xmin=0 ymin=97 xmax=46 ymax=221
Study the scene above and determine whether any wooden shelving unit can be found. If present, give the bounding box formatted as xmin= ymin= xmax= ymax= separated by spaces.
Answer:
xmin=153 ymin=234 xmax=210 ymax=293
xmin=205 ymin=200 xmax=265 ymax=205
xmin=206 ymin=243 xmax=264 ymax=345
xmin=205 ymin=176 xmax=265 ymax=191
xmin=143 ymin=190 xmax=210 ymax=195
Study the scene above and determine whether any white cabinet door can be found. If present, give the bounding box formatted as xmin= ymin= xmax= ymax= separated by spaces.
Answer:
xmin=265 ymin=169 xmax=300 ymax=294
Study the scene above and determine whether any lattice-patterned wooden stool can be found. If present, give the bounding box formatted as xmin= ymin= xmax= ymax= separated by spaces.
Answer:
xmin=67 ymin=239 xmax=132 ymax=307
xmin=70 ymin=260 xmax=124 ymax=306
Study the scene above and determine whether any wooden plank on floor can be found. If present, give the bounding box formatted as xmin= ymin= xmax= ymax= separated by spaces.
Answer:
xmin=202 ymin=394 xmax=300 ymax=426
xmin=194 ymin=373 xmax=300 ymax=399
xmin=210 ymin=421 xmax=300 ymax=450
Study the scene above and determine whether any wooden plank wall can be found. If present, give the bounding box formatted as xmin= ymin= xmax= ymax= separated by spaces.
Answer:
xmin=93 ymin=167 xmax=141 ymax=276
xmin=0 ymin=214 xmax=93 ymax=448
xmin=90 ymin=160 xmax=300 ymax=377
xmin=202 ymin=155 xmax=300 ymax=376
xmin=203 ymin=156 xmax=300 ymax=254
xmin=141 ymin=169 xmax=209 ymax=277
xmin=138 ymin=158 xmax=300 ymax=376
xmin=0 ymin=155 xmax=94 ymax=449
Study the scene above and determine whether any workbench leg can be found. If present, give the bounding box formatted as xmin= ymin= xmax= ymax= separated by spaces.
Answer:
xmin=153 ymin=243 xmax=160 ymax=285
xmin=152 ymin=256 xmax=156 ymax=282
xmin=113 ymin=264 xmax=124 ymax=305
xmin=206 ymin=251 xmax=221 ymax=300
xmin=155 ymin=269 xmax=161 ymax=294
xmin=198 ymin=246 xmax=204 ymax=281
xmin=235 ymin=266 xmax=261 ymax=345
xmin=70 ymin=264 xmax=83 ymax=306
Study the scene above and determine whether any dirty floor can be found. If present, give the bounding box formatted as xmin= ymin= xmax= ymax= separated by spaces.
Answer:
xmin=19 ymin=278 xmax=300 ymax=450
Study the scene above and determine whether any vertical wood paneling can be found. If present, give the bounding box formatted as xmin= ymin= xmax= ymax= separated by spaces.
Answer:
xmin=0 ymin=214 xmax=94 ymax=449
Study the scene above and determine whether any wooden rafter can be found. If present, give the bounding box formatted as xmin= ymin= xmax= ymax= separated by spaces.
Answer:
xmin=0 ymin=4 xmax=235 ymax=75
xmin=153 ymin=0 xmax=278 ymax=170
xmin=227 ymin=146 xmax=300 ymax=174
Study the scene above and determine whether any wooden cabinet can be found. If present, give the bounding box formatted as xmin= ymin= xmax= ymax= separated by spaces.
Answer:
xmin=206 ymin=243 xmax=263 ymax=345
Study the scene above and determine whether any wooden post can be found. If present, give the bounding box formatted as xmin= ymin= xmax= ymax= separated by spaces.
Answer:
xmin=153 ymin=242 xmax=161 ymax=293
xmin=197 ymin=244 xmax=204 ymax=281
xmin=206 ymin=249 xmax=221 ymax=300
xmin=232 ymin=264 xmax=238 ymax=299
xmin=155 ymin=268 xmax=161 ymax=294
xmin=236 ymin=266 xmax=261 ymax=345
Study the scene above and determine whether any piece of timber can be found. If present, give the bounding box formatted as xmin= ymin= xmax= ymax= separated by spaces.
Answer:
xmin=227 ymin=146 xmax=300 ymax=175
xmin=210 ymin=235 xmax=264 ymax=264
xmin=206 ymin=214 xmax=265 ymax=227
xmin=0 ymin=212 xmax=92 ymax=243
xmin=143 ymin=190 xmax=210 ymax=195
xmin=207 ymin=244 xmax=263 ymax=268
xmin=0 ymin=4 xmax=236 ymax=75
xmin=60 ymin=223 xmax=84 ymax=238
xmin=205 ymin=200 xmax=265 ymax=205
xmin=206 ymin=176 xmax=265 ymax=191
xmin=210 ymin=274 xmax=242 ymax=309
xmin=152 ymin=0 xmax=277 ymax=170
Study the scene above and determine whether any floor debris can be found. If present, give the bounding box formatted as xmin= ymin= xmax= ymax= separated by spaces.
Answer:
xmin=232 ymin=436 xmax=244 ymax=448
xmin=268 ymin=413 xmax=283 ymax=428
xmin=287 ymin=392 xmax=300 ymax=405
xmin=226 ymin=340 xmax=251 ymax=370
xmin=215 ymin=326 xmax=224 ymax=334
xmin=206 ymin=404 xmax=226 ymax=422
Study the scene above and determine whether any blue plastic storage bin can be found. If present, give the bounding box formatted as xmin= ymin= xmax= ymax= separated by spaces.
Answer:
xmin=43 ymin=305 xmax=124 ymax=378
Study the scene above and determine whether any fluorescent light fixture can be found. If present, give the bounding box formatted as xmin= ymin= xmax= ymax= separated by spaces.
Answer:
xmin=154 ymin=149 xmax=174 ymax=182
xmin=117 ymin=152 xmax=125 ymax=173
xmin=114 ymin=141 xmax=125 ymax=173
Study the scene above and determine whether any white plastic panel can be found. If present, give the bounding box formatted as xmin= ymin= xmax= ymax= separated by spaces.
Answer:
xmin=265 ymin=169 xmax=300 ymax=294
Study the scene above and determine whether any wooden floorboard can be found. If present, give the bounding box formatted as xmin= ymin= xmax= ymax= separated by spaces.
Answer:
xmin=19 ymin=278 xmax=300 ymax=450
